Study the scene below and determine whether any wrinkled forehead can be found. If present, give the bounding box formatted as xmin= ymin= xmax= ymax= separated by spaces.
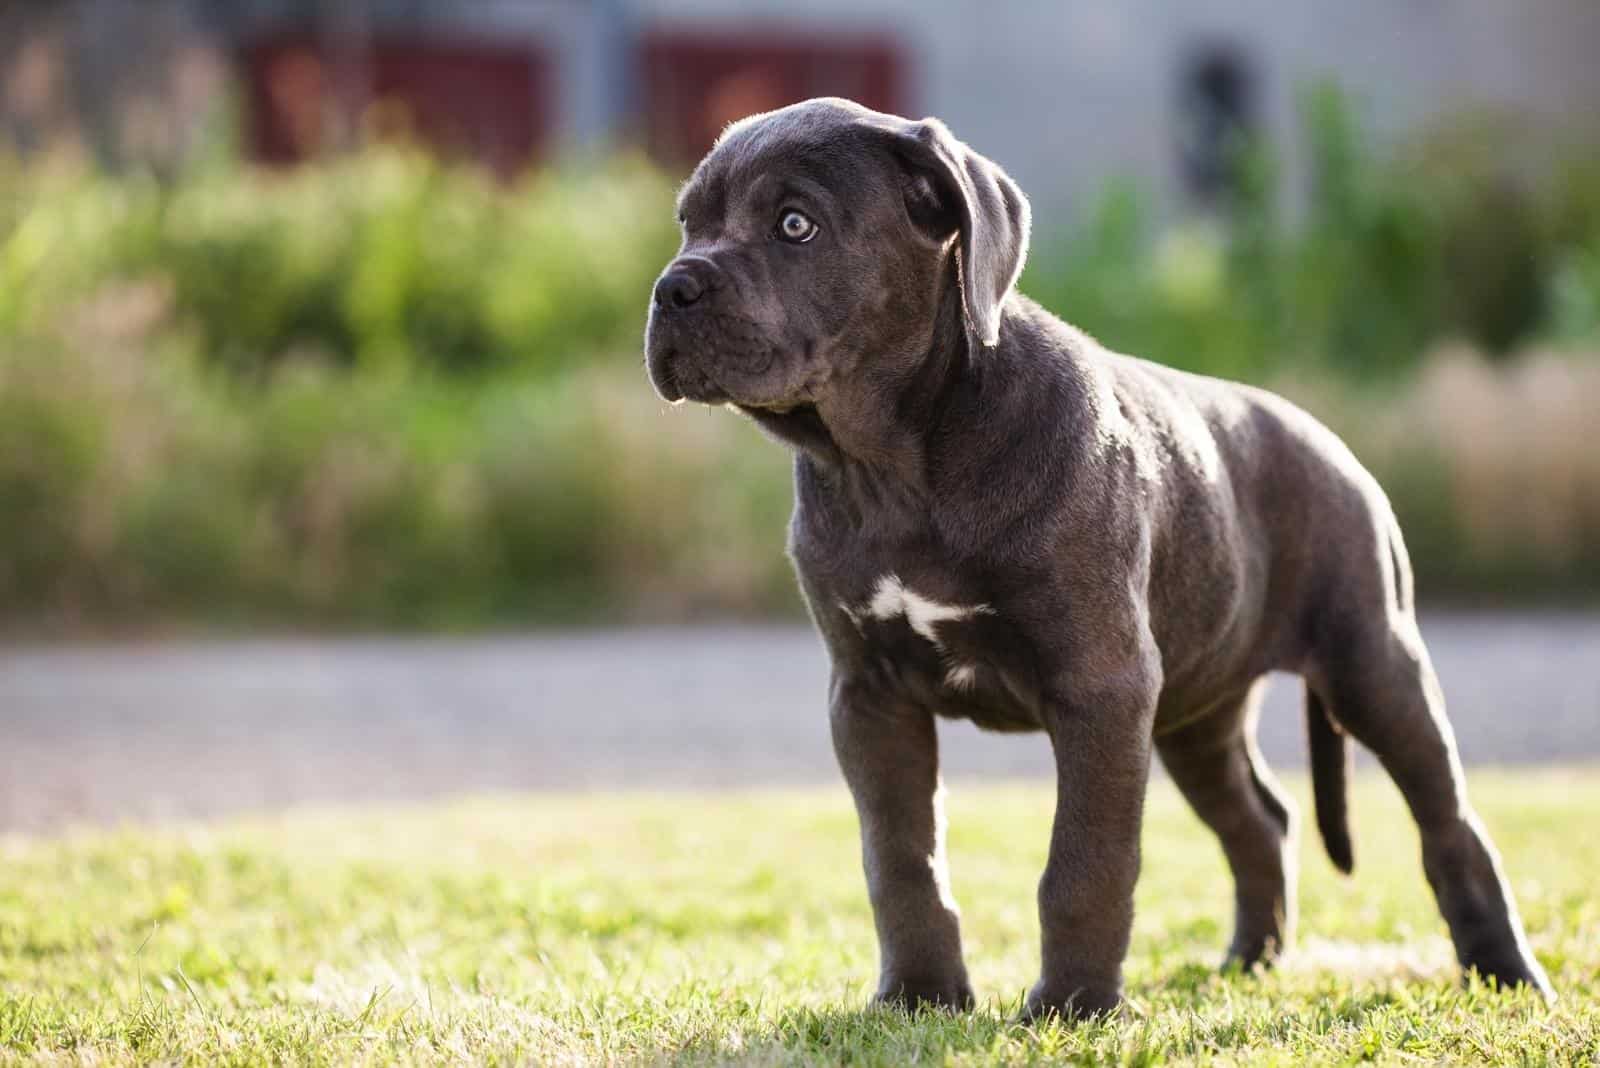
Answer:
xmin=677 ymin=106 xmax=897 ymax=221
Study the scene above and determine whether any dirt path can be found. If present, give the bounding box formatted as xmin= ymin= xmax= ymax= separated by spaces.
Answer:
xmin=2 ymin=615 xmax=1596 ymax=831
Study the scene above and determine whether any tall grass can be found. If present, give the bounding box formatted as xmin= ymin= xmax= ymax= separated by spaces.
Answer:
xmin=0 ymin=338 xmax=796 ymax=630
xmin=3 ymin=327 xmax=1597 ymax=632
xmin=1288 ymin=350 xmax=1600 ymax=603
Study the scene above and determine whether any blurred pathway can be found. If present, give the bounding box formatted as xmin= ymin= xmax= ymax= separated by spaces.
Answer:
xmin=2 ymin=615 xmax=1597 ymax=831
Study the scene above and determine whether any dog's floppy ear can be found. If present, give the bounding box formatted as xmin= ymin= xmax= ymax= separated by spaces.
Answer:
xmin=881 ymin=117 xmax=1031 ymax=348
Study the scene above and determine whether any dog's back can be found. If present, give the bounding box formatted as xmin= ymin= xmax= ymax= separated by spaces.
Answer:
xmin=1078 ymin=330 xmax=1404 ymax=681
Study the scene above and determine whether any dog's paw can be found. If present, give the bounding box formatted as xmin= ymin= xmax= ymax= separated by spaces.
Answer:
xmin=873 ymin=974 xmax=975 ymax=1014
xmin=1020 ymin=979 xmax=1122 ymax=1025
xmin=1465 ymin=955 xmax=1556 ymax=1003
xmin=1222 ymin=931 xmax=1287 ymax=973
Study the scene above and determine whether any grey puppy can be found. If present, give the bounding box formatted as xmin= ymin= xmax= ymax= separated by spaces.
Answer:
xmin=643 ymin=97 xmax=1552 ymax=1020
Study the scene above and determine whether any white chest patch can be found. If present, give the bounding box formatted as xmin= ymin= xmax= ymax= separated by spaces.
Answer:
xmin=843 ymin=573 xmax=991 ymax=690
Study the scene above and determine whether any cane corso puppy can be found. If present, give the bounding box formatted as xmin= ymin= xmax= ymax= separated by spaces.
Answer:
xmin=643 ymin=97 xmax=1552 ymax=1020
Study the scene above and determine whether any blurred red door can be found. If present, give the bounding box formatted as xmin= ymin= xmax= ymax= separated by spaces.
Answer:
xmin=639 ymin=30 xmax=906 ymax=165
xmin=244 ymin=33 xmax=550 ymax=175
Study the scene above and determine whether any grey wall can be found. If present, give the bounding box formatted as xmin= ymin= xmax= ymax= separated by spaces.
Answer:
xmin=636 ymin=0 xmax=1600 ymax=222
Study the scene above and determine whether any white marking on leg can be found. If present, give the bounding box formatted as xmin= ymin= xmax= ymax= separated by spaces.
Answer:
xmin=929 ymin=778 xmax=960 ymax=915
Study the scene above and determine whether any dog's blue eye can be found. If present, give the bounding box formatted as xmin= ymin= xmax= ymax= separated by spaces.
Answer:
xmin=777 ymin=210 xmax=818 ymax=243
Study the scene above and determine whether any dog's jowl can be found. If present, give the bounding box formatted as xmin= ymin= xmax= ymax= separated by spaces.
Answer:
xmin=645 ymin=97 xmax=1553 ymax=1020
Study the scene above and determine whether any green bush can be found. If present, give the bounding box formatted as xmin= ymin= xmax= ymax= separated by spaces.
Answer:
xmin=0 ymin=150 xmax=680 ymax=378
xmin=7 ymin=90 xmax=1600 ymax=384
xmin=1023 ymin=85 xmax=1600 ymax=379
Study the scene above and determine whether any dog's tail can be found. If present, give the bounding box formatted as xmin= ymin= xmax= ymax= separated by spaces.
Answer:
xmin=1306 ymin=686 xmax=1354 ymax=875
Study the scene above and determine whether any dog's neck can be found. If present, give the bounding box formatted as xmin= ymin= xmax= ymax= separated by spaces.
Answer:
xmin=743 ymin=272 xmax=974 ymax=512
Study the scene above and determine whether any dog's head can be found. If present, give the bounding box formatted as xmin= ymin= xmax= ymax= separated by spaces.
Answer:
xmin=645 ymin=98 xmax=1030 ymax=412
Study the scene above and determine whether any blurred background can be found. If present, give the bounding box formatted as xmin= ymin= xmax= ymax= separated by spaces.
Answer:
xmin=2 ymin=0 xmax=1598 ymax=829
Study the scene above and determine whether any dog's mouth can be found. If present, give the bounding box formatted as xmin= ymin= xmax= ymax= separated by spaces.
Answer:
xmin=650 ymin=347 xmax=686 ymax=403
xmin=650 ymin=340 xmax=834 ymax=454
xmin=651 ymin=347 xmax=730 ymax=406
xmin=648 ymin=323 xmax=822 ymax=421
xmin=737 ymin=399 xmax=816 ymax=418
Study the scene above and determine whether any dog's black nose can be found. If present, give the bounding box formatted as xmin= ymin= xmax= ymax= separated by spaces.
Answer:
xmin=653 ymin=267 xmax=704 ymax=310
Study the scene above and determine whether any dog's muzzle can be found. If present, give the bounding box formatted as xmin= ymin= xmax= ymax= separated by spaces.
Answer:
xmin=646 ymin=257 xmax=731 ymax=404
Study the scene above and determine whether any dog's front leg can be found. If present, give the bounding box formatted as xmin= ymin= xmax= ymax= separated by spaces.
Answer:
xmin=1025 ymin=663 xmax=1160 ymax=1022
xmin=830 ymin=676 xmax=973 ymax=1012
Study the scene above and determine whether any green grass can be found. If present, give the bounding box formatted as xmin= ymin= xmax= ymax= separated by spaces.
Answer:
xmin=2 ymin=770 xmax=1596 ymax=1065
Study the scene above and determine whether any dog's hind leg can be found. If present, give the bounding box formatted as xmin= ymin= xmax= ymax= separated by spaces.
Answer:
xmin=1157 ymin=678 xmax=1298 ymax=969
xmin=1312 ymin=610 xmax=1553 ymax=997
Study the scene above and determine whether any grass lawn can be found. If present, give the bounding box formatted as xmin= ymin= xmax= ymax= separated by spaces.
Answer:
xmin=1 ymin=769 xmax=1595 ymax=1065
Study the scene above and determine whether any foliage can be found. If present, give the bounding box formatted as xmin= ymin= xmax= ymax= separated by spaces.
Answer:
xmin=1281 ymin=351 xmax=1600 ymax=603
xmin=1022 ymin=85 xmax=1600 ymax=378
xmin=0 ymin=150 xmax=680 ymax=378
xmin=2 ymin=771 xmax=1596 ymax=1064
xmin=0 ymin=342 xmax=796 ymax=630
xmin=6 ymin=87 xmax=1600 ymax=389
xmin=4 ymin=88 xmax=1600 ymax=628
xmin=6 ymin=333 xmax=1599 ymax=631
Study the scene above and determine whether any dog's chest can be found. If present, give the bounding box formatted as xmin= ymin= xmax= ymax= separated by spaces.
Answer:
xmin=811 ymin=567 xmax=1043 ymax=732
